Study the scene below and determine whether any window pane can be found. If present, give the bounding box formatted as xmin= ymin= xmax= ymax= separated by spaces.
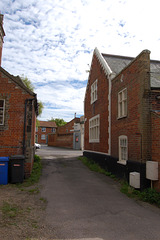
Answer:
xmin=0 ymin=100 xmax=4 ymax=108
xmin=91 ymin=80 xmax=98 ymax=103
xmin=89 ymin=115 xmax=100 ymax=142
xmin=0 ymin=100 xmax=4 ymax=125
xmin=0 ymin=116 xmax=2 ymax=124
xmin=41 ymin=134 xmax=45 ymax=140
xmin=118 ymin=89 xmax=127 ymax=118
xmin=119 ymin=136 xmax=128 ymax=162
xmin=124 ymin=99 xmax=127 ymax=116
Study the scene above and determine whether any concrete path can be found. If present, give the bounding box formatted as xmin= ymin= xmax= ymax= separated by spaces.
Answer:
xmin=38 ymin=146 xmax=160 ymax=240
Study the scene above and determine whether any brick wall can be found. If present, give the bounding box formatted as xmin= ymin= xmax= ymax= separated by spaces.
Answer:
xmin=49 ymin=133 xmax=73 ymax=148
xmin=111 ymin=50 xmax=151 ymax=163
xmin=48 ymin=118 xmax=80 ymax=148
xmin=84 ymin=54 xmax=109 ymax=153
xmin=0 ymin=70 xmax=36 ymax=177
xmin=36 ymin=127 xmax=55 ymax=144
xmin=151 ymin=112 xmax=160 ymax=191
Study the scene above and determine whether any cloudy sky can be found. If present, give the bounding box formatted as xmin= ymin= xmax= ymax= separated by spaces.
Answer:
xmin=0 ymin=0 xmax=160 ymax=121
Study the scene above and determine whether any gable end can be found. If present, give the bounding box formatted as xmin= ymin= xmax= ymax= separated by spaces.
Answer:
xmin=94 ymin=47 xmax=115 ymax=79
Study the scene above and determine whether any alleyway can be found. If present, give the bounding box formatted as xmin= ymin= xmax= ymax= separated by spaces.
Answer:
xmin=38 ymin=146 xmax=160 ymax=240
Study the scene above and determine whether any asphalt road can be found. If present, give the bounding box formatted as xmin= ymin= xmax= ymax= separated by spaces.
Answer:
xmin=38 ymin=145 xmax=160 ymax=240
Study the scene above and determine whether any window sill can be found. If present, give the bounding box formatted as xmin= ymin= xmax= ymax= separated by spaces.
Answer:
xmin=117 ymin=160 xmax=127 ymax=165
xmin=89 ymin=140 xmax=100 ymax=143
xmin=90 ymin=99 xmax=97 ymax=105
xmin=117 ymin=115 xmax=127 ymax=120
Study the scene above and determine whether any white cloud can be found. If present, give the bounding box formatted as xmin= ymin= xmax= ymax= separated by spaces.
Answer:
xmin=1 ymin=0 xmax=160 ymax=121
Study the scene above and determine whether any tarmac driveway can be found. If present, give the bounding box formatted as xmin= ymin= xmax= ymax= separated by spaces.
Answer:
xmin=38 ymin=146 xmax=160 ymax=240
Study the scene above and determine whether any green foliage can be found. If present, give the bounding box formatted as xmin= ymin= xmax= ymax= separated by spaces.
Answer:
xmin=21 ymin=75 xmax=34 ymax=92
xmin=39 ymin=197 xmax=47 ymax=203
xmin=37 ymin=101 xmax=44 ymax=117
xmin=79 ymin=156 xmax=160 ymax=208
xmin=21 ymin=75 xmax=44 ymax=117
xmin=1 ymin=201 xmax=20 ymax=218
xmin=28 ymin=187 xmax=40 ymax=194
xmin=49 ymin=118 xmax=67 ymax=126
xmin=79 ymin=156 xmax=115 ymax=178
xmin=17 ymin=155 xmax=42 ymax=188
xmin=26 ymin=155 xmax=42 ymax=186
xmin=121 ymin=181 xmax=160 ymax=207
xmin=36 ymin=118 xmax=40 ymax=127
xmin=140 ymin=188 xmax=160 ymax=206
xmin=120 ymin=181 xmax=141 ymax=198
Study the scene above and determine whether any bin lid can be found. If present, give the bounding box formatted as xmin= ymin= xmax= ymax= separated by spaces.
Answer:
xmin=0 ymin=157 xmax=9 ymax=162
xmin=10 ymin=155 xmax=25 ymax=160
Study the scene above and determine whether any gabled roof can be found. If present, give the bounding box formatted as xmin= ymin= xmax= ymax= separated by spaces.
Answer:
xmin=102 ymin=53 xmax=133 ymax=76
xmin=0 ymin=66 xmax=36 ymax=96
xmin=102 ymin=52 xmax=160 ymax=88
xmin=95 ymin=48 xmax=160 ymax=88
xmin=39 ymin=121 xmax=57 ymax=128
xmin=150 ymin=60 xmax=160 ymax=88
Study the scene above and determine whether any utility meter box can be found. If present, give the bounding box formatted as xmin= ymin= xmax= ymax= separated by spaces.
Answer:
xmin=129 ymin=172 xmax=140 ymax=189
xmin=146 ymin=161 xmax=158 ymax=181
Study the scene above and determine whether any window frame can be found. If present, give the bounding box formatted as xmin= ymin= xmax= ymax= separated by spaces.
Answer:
xmin=118 ymin=135 xmax=128 ymax=165
xmin=89 ymin=114 xmax=100 ymax=143
xmin=118 ymin=88 xmax=127 ymax=119
xmin=41 ymin=127 xmax=46 ymax=132
xmin=0 ymin=99 xmax=5 ymax=125
xmin=52 ymin=127 xmax=56 ymax=133
xmin=41 ymin=134 xmax=46 ymax=140
xmin=91 ymin=79 xmax=98 ymax=104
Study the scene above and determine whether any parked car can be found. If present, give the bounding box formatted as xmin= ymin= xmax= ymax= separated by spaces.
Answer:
xmin=35 ymin=143 xmax=41 ymax=149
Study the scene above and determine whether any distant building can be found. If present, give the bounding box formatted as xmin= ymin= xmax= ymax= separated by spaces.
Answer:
xmin=36 ymin=121 xmax=57 ymax=144
xmin=48 ymin=116 xmax=84 ymax=150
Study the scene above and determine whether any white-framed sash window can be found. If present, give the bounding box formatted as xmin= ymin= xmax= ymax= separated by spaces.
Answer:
xmin=118 ymin=135 xmax=128 ymax=165
xmin=41 ymin=134 xmax=46 ymax=140
xmin=118 ymin=88 xmax=127 ymax=118
xmin=91 ymin=79 xmax=98 ymax=104
xmin=89 ymin=114 xmax=100 ymax=143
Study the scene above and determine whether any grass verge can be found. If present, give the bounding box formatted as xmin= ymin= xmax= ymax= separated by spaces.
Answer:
xmin=79 ymin=156 xmax=160 ymax=208
xmin=16 ymin=154 xmax=42 ymax=190
xmin=79 ymin=156 xmax=116 ymax=178
xmin=121 ymin=181 xmax=160 ymax=207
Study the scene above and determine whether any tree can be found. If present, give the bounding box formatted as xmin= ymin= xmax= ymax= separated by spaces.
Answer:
xmin=49 ymin=118 xmax=67 ymax=126
xmin=38 ymin=101 xmax=44 ymax=117
xmin=21 ymin=75 xmax=34 ymax=92
xmin=20 ymin=75 xmax=44 ymax=117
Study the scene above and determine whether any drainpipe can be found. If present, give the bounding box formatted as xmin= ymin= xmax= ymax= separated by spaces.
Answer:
xmin=23 ymin=99 xmax=28 ymax=155
xmin=23 ymin=98 xmax=34 ymax=155
xmin=108 ymin=73 xmax=115 ymax=155
xmin=108 ymin=77 xmax=112 ymax=155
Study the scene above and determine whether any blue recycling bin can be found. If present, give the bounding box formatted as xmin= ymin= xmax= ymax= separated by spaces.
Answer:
xmin=0 ymin=157 xmax=9 ymax=185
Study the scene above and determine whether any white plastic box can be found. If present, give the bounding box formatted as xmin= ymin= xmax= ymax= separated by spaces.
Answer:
xmin=146 ymin=161 xmax=158 ymax=181
xmin=129 ymin=172 xmax=140 ymax=189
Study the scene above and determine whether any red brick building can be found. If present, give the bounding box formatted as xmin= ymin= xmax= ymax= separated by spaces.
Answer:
xmin=0 ymin=14 xmax=38 ymax=178
xmin=48 ymin=117 xmax=84 ymax=150
xmin=36 ymin=121 xmax=57 ymax=144
xmin=84 ymin=48 xmax=160 ymax=191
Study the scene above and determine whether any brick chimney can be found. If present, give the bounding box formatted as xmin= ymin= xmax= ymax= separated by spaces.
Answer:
xmin=0 ymin=14 xmax=5 ymax=66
